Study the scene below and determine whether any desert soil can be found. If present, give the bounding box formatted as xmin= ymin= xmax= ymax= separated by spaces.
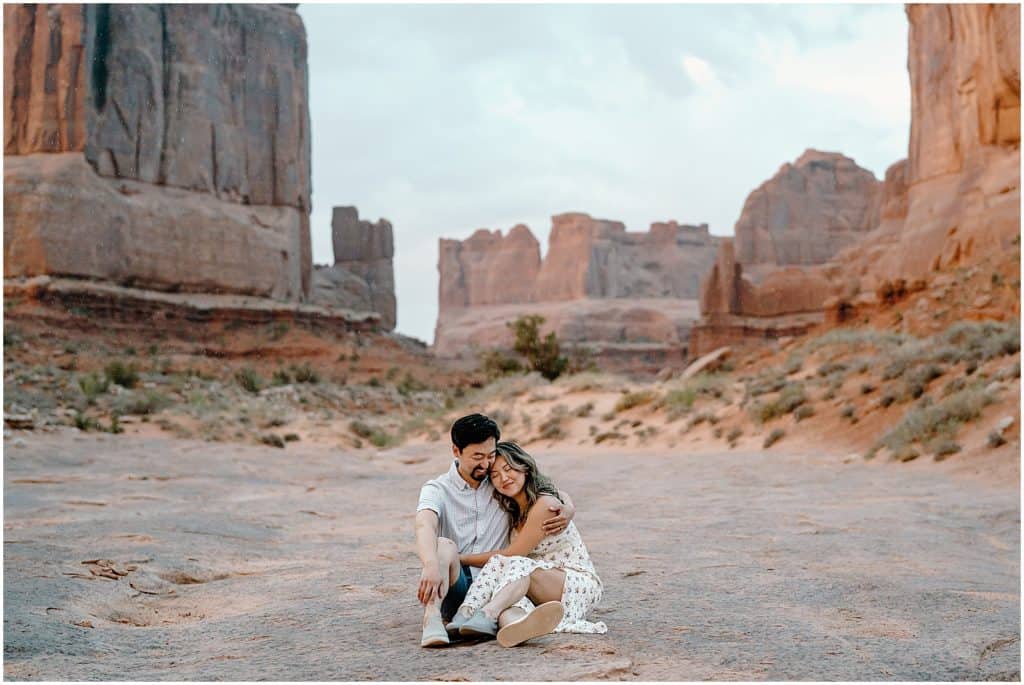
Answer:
xmin=4 ymin=430 xmax=1019 ymax=680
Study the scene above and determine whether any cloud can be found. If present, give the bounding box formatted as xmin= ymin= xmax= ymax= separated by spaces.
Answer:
xmin=299 ymin=4 xmax=910 ymax=343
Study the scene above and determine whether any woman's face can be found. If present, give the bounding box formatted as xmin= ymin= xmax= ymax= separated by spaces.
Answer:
xmin=489 ymin=455 xmax=527 ymax=498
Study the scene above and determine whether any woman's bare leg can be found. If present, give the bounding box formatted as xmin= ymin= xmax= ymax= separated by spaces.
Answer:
xmin=526 ymin=568 xmax=565 ymax=605
xmin=480 ymin=574 xmax=530 ymax=619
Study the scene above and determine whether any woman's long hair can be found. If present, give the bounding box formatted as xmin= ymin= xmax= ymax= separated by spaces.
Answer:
xmin=491 ymin=441 xmax=561 ymax=530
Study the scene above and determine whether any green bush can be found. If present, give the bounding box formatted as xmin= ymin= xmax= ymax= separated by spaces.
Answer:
xmin=876 ymin=386 xmax=994 ymax=454
xmin=78 ymin=373 xmax=110 ymax=404
xmin=749 ymin=383 xmax=806 ymax=423
xmin=104 ymin=360 xmax=139 ymax=388
xmin=235 ymin=367 xmax=263 ymax=394
xmin=763 ymin=428 xmax=785 ymax=448
xmin=507 ymin=315 xmax=568 ymax=381
xmin=116 ymin=390 xmax=171 ymax=416
xmin=272 ymin=369 xmax=292 ymax=386
xmin=291 ymin=363 xmax=320 ymax=384
xmin=348 ymin=420 xmax=393 ymax=448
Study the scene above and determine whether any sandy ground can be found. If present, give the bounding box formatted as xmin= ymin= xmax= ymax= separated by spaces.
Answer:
xmin=3 ymin=429 xmax=1020 ymax=680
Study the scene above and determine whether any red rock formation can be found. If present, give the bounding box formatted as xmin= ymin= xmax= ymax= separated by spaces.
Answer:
xmin=438 ymin=225 xmax=541 ymax=312
xmin=693 ymin=4 xmax=1020 ymax=356
xmin=312 ymin=207 xmax=397 ymax=330
xmin=4 ymin=4 xmax=312 ymax=300
xmin=434 ymin=213 xmax=721 ymax=367
xmin=733 ymin=150 xmax=881 ymax=272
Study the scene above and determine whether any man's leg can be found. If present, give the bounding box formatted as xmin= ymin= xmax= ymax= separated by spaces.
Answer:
xmin=421 ymin=537 xmax=461 ymax=647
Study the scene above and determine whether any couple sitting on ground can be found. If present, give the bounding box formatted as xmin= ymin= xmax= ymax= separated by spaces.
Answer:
xmin=415 ymin=413 xmax=606 ymax=648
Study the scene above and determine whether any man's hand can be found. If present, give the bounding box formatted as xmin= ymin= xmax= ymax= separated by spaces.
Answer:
xmin=542 ymin=501 xmax=574 ymax=536
xmin=418 ymin=565 xmax=443 ymax=605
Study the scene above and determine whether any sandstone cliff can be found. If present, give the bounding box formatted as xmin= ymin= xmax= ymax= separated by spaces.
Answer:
xmin=733 ymin=150 xmax=881 ymax=277
xmin=311 ymin=207 xmax=397 ymax=330
xmin=4 ymin=4 xmax=312 ymax=301
xmin=692 ymin=4 xmax=1020 ymax=356
xmin=434 ymin=213 xmax=722 ymax=369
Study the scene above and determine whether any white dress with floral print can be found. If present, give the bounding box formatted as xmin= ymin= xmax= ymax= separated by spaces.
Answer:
xmin=457 ymin=521 xmax=607 ymax=634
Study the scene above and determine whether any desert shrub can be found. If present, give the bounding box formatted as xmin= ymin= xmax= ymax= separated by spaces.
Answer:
xmin=260 ymin=433 xmax=286 ymax=448
xmin=594 ymin=431 xmax=625 ymax=444
xmin=816 ymin=361 xmax=849 ymax=378
xmin=508 ymin=315 xmax=568 ymax=381
xmin=664 ymin=388 xmax=697 ymax=415
xmin=782 ymin=355 xmax=804 ymax=376
xmin=840 ymin=405 xmax=856 ymax=420
xmin=115 ymin=390 xmax=171 ymax=416
xmin=763 ymin=428 xmax=785 ymax=448
xmin=537 ymin=418 xmax=566 ymax=441
xmin=291 ymin=363 xmax=320 ymax=384
xmin=283 ymin=433 xmax=300 ymax=442
xmin=480 ymin=349 xmax=523 ymax=379
xmin=798 ymin=328 xmax=908 ymax=354
xmin=929 ymin=439 xmax=961 ymax=460
xmin=794 ymin=404 xmax=815 ymax=422
xmin=876 ymin=386 xmax=994 ymax=454
xmin=996 ymin=361 xmax=1020 ymax=381
xmin=490 ymin=408 xmax=512 ymax=427
xmin=726 ymin=427 xmax=743 ymax=444
xmin=939 ymin=319 xmax=1020 ymax=362
xmin=713 ymin=427 xmax=723 ymax=439
xmin=942 ymin=377 xmax=967 ymax=397
xmin=348 ymin=420 xmax=393 ymax=448
xmin=104 ymin=360 xmax=139 ymax=388
xmin=78 ymin=373 xmax=110 ymax=404
xmin=235 ymin=367 xmax=263 ymax=394
xmin=894 ymin=446 xmax=920 ymax=462
xmin=881 ymin=357 xmax=911 ymax=381
xmin=860 ymin=383 xmax=876 ymax=395
xmin=397 ymin=373 xmax=428 ymax=396
xmin=879 ymin=391 xmax=897 ymax=408
xmin=748 ymin=374 xmax=788 ymax=397
xmin=272 ymin=369 xmax=292 ymax=386
xmin=988 ymin=431 xmax=1008 ymax=448
xmin=73 ymin=411 xmax=102 ymax=432
xmin=749 ymin=383 xmax=806 ymax=423
xmin=615 ymin=390 xmax=660 ymax=413
xmin=573 ymin=402 xmax=594 ymax=418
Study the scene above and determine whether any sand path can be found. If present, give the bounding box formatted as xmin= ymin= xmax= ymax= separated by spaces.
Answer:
xmin=4 ymin=431 xmax=1019 ymax=680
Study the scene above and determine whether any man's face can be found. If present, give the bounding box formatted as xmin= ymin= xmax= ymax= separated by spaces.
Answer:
xmin=454 ymin=438 xmax=497 ymax=484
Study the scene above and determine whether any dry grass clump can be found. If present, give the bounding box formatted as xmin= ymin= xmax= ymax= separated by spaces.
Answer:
xmin=478 ymin=373 xmax=547 ymax=400
xmin=747 ymin=374 xmax=788 ymax=398
xmin=685 ymin=411 xmax=719 ymax=431
xmin=78 ymin=373 xmax=110 ymax=404
xmin=798 ymin=328 xmax=909 ymax=355
xmin=537 ymin=405 xmax=568 ymax=441
xmin=929 ymin=439 xmax=961 ymax=461
xmin=794 ymin=404 xmax=815 ymax=422
xmin=763 ymin=428 xmax=785 ymax=448
xmin=726 ymin=426 xmax=743 ymax=448
xmin=594 ymin=431 xmax=625 ymax=444
xmin=348 ymin=420 xmax=394 ymax=448
xmin=875 ymin=385 xmax=995 ymax=457
xmin=104 ymin=360 xmax=139 ymax=388
xmin=573 ymin=402 xmax=594 ymax=418
xmin=614 ymin=390 xmax=660 ymax=413
xmin=749 ymin=382 xmax=806 ymax=424
xmin=114 ymin=390 xmax=171 ymax=416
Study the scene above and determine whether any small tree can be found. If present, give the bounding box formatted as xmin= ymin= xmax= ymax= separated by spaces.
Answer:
xmin=507 ymin=315 xmax=568 ymax=381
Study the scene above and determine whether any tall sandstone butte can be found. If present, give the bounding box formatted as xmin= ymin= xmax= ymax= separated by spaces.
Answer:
xmin=311 ymin=207 xmax=397 ymax=330
xmin=4 ymin=4 xmax=312 ymax=301
xmin=434 ymin=212 xmax=720 ymax=368
xmin=692 ymin=4 xmax=1021 ymax=356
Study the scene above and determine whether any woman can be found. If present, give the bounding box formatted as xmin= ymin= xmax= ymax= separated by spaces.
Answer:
xmin=448 ymin=441 xmax=606 ymax=647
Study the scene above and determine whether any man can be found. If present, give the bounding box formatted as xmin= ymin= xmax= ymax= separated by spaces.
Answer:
xmin=415 ymin=413 xmax=575 ymax=647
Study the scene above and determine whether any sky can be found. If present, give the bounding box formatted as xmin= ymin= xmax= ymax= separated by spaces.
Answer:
xmin=298 ymin=3 xmax=911 ymax=344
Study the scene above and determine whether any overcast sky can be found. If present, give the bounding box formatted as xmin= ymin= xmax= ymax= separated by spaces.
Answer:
xmin=298 ymin=3 xmax=910 ymax=344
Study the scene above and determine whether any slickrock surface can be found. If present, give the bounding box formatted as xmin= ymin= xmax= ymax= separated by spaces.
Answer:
xmin=733 ymin=150 xmax=881 ymax=270
xmin=4 ymin=432 xmax=1018 ymax=680
xmin=3 ymin=4 xmax=312 ymax=300
xmin=435 ymin=214 xmax=720 ymax=366
xmin=312 ymin=207 xmax=397 ymax=330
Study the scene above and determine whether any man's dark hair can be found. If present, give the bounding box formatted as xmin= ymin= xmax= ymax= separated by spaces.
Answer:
xmin=451 ymin=413 xmax=500 ymax=452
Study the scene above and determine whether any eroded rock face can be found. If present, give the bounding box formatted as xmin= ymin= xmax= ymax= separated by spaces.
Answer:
xmin=435 ymin=213 xmax=722 ymax=367
xmin=693 ymin=5 xmax=1020 ymax=356
xmin=311 ymin=207 xmax=396 ymax=330
xmin=3 ymin=4 xmax=312 ymax=300
xmin=733 ymin=150 xmax=881 ymax=270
